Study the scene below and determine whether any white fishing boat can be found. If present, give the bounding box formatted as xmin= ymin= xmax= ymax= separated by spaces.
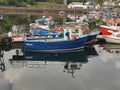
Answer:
xmin=100 ymin=18 xmax=120 ymax=35
xmin=10 ymin=25 xmax=24 ymax=42
xmin=104 ymin=32 xmax=120 ymax=44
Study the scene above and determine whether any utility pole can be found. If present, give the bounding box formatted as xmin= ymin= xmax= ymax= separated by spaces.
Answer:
xmin=63 ymin=0 xmax=67 ymax=5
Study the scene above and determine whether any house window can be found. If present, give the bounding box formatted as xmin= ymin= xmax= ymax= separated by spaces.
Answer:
xmin=72 ymin=29 xmax=79 ymax=33
xmin=116 ymin=34 xmax=120 ymax=38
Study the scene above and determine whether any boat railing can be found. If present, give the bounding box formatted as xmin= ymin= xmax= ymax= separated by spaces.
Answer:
xmin=10 ymin=60 xmax=46 ymax=68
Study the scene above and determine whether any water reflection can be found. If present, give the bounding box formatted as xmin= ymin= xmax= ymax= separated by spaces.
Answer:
xmin=99 ymin=43 xmax=120 ymax=55
xmin=0 ymin=49 xmax=5 ymax=72
xmin=9 ymin=50 xmax=87 ymax=76
xmin=63 ymin=61 xmax=86 ymax=78
xmin=8 ymin=45 xmax=98 ymax=77
xmin=1 ymin=43 xmax=120 ymax=90
xmin=84 ymin=45 xmax=98 ymax=58
xmin=104 ymin=44 xmax=120 ymax=55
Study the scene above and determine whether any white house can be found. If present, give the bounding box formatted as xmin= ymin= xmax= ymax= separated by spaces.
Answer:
xmin=103 ymin=0 xmax=120 ymax=7
xmin=67 ymin=1 xmax=100 ymax=9
xmin=67 ymin=2 xmax=88 ymax=9
xmin=85 ymin=1 xmax=100 ymax=9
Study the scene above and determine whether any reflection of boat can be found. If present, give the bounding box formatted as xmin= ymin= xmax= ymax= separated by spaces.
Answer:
xmin=0 ymin=31 xmax=11 ymax=45
xmin=0 ymin=42 xmax=23 ymax=51
xmin=104 ymin=43 xmax=120 ymax=54
xmin=9 ymin=49 xmax=88 ymax=77
xmin=0 ymin=58 xmax=5 ymax=72
xmin=0 ymin=48 xmax=5 ymax=72
xmin=105 ymin=44 xmax=120 ymax=49
xmin=9 ymin=45 xmax=98 ymax=77
xmin=104 ymin=32 xmax=120 ymax=44
xmin=84 ymin=45 xmax=98 ymax=58
xmin=11 ymin=49 xmax=87 ymax=62
xmin=63 ymin=62 xmax=85 ymax=78
xmin=0 ymin=45 xmax=12 ymax=51
xmin=9 ymin=49 xmax=88 ymax=66
xmin=64 ymin=62 xmax=82 ymax=71
xmin=11 ymin=42 xmax=23 ymax=50
xmin=10 ymin=45 xmax=98 ymax=62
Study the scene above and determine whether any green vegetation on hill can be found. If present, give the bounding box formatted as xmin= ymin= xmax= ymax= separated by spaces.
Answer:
xmin=27 ymin=2 xmax=67 ymax=8
xmin=0 ymin=0 xmax=103 ymax=7
xmin=0 ymin=0 xmax=105 ymax=33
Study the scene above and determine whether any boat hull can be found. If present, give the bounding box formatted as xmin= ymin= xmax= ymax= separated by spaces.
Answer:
xmin=86 ymin=34 xmax=97 ymax=44
xmin=100 ymin=25 xmax=118 ymax=35
xmin=12 ymin=35 xmax=24 ymax=42
xmin=104 ymin=36 xmax=120 ymax=44
xmin=24 ymin=35 xmax=88 ymax=52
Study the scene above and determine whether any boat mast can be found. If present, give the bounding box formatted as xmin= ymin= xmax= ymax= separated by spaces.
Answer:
xmin=74 ymin=7 xmax=76 ymax=23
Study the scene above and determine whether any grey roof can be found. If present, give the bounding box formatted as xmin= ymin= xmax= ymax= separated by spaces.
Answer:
xmin=85 ymin=1 xmax=97 ymax=6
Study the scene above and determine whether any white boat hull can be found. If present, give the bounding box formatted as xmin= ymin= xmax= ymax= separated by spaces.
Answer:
xmin=104 ymin=36 xmax=120 ymax=44
xmin=12 ymin=37 xmax=23 ymax=42
xmin=12 ymin=36 xmax=24 ymax=42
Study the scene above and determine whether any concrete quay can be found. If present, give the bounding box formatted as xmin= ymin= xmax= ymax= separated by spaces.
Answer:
xmin=0 ymin=6 xmax=100 ymax=15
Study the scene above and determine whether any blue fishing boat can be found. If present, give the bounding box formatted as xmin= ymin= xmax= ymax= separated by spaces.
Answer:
xmin=24 ymin=29 xmax=89 ymax=52
xmin=29 ymin=16 xmax=55 ymax=36
xmin=86 ymin=32 xmax=98 ymax=45
xmin=65 ymin=26 xmax=98 ymax=45
xmin=28 ymin=16 xmax=98 ymax=44
xmin=29 ymin=24 xmax=57 ymax=36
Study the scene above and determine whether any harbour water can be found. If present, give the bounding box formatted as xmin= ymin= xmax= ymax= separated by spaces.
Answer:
xmin=0 ymin=13 xmax=120 ymax=90
xmin=0 ymin=42 xmax=120 ymax=90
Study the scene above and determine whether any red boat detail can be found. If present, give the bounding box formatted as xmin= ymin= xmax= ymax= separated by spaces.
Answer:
xmin=100 ymin=26 xmax=118 ymax=35
xmin=12 ymin=35 xmax=22 ymax=38
xmin=100 ymin=18 xmax=120 ymax=35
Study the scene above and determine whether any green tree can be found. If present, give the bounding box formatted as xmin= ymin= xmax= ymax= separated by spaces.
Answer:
xmin=7 ymin=0 xmax=17 ymax=6
xmin=67 ymin=0 xmax=87 ymax=3
xmin=26 ymin=0 xmax=34 ymax=5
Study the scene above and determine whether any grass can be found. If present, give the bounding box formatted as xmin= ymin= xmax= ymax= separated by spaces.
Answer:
xmin=26 ymin=2 xmax=67 ymax=9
